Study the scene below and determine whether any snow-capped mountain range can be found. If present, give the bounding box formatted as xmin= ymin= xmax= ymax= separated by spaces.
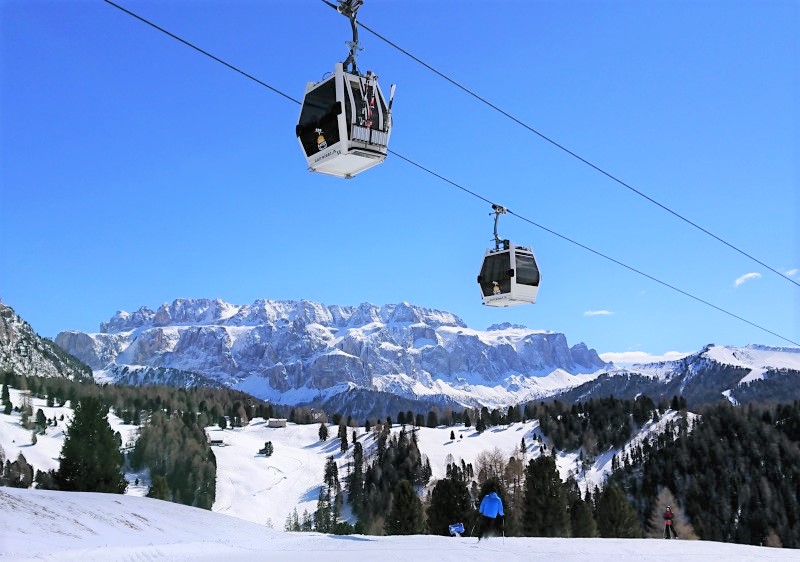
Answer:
xmin=53 ymin=298 xmax=607 ymax=410
xmin=47 ymin=298 xmax=800 ymax=411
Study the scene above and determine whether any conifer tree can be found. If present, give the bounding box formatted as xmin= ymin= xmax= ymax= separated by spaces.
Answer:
xmin=54 ymin=396 xmax=127 ymax=493
xmin=522 ymin=455 xmax=570 ymax=536
xmin=318 ymin=422 xmax=328 ymax=442
xmin=385 ymin=479 xmax=423 ymax=535
xmin=285 ymin=508 xmax=300 ymax=532
xmin=5 ymin=453 xmax=34 ymax=488
xmin=347 ymin=441 xmax=364 ymax=507
xmin=570 ymin=496 xmax=599 ymax=537
xmin=35 ymin=408 xmax=47 ymax=433
xmin=301 ymin=510 xmax=313 ymax=532
xmin=148 ymin=475 xmax=170 ymax=500
xmin=426 ymin=477 xmax=472 ymax=535
xmin=324 ymin=456 xmax=341 ymax=496
xmin=595 ymin=482 xmax=641 ymax=538
xmin=314 ymin=488 xmax=333 ymax=533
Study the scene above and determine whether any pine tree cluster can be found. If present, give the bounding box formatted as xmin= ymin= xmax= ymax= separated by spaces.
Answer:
xmin=611 ymin=401 xmax=800 ymax=547
xmin=1 ymin=371 xmax=279 ymax=510
xmin=533 ymin=396 xmax=659 ymax=457
xmin=130 ymin=410 xmax=216 ymax=508
xmin=347 ymin=425 xmax=432 ymax=534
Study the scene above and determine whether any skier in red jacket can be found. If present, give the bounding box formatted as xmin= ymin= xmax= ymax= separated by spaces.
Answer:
xmin=663 ymin=506 xmax=678 ymax=539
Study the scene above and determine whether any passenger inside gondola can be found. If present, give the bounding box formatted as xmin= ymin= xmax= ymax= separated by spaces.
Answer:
xmin=478 ymin=252 xmax=513 ymax=297
xmin=296 ymin=79 xmax=341 ymax=157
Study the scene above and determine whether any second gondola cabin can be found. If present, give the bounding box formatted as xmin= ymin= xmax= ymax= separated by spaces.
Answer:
xmin=296 ymin=62 xmax=392 ymax=179
xmin=478 ymin=242 xmax=541 ymax=306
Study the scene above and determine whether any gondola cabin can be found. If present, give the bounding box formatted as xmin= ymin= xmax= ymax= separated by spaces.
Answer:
xmin=296 ymin=62 xmax=392 ymax=179
xmin=477 ymin=243 xmax=540 ymax=306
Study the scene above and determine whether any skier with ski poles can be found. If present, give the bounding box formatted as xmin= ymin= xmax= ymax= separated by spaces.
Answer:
xmin=476 ymin=489 xmax=504 ymax=541
xmin=663 ymin=505 xmax=678 ymax=539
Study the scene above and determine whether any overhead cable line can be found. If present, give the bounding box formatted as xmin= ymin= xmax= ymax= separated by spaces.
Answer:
xmin=331 ymin=3 xmax=800 ymax=291
xmin=390 ymin=151 xmax=799 ymax=346
xmin=101 ymin=0 xmax=300 ymax=106
xmin=98 ymin=0 xmax=799 ymax=347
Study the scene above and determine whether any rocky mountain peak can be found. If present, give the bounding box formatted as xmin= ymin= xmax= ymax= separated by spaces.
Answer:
xmin=1 ymin=303 xmax=92 ymax=381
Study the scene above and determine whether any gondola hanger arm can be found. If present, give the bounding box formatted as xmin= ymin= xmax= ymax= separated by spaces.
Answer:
xmin=321 ymin=0 xmax=364 ymax=74
xmin=491 ymin=204 xmax=510 ymax=251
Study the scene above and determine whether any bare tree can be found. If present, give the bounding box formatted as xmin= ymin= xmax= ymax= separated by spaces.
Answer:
xmin=476 ymin=447 xmax=507 ymax=486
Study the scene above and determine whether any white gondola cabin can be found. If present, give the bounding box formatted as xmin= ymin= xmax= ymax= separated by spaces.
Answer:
xmin=296 ymin=62 xmax=392 ymax=179
xmin=478 ymin=242 xmax=541 ymax=307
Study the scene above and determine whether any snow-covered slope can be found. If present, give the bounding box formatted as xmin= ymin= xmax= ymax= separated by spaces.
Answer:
xmin=703 ymin=344 xmax=800 ymax=383
xmin=55 ymin=298 xmax=608 ymax=409
xmin=557 ymin=344 xmax=800 ymax=406
xmin=0 ymin=388 xmax=147 ymax=495
xmin=0 ymin=385 xmax=681 ymax=532
xmin=2 ymin=487 xmax=796 ymax=562
xmin=0 ymin=385 xmax=788 ymax=562
xmin=627 ymin=344 xmax=800 ymax=382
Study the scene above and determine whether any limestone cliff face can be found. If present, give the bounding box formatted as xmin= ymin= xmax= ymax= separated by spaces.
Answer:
xmin=55 ymin=298 xmax=609 ymax=407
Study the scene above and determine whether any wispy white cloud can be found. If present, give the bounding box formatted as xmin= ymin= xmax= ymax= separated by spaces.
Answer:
xmin=785 ymin=268 xmax=799 ymax=278
xmin=584 ymin=310 xmax=613 ymax=317
xmin=734 ymin=272 xmax=761 ymax=287
xmin=600 ymin=350 xmax=691 ymax=364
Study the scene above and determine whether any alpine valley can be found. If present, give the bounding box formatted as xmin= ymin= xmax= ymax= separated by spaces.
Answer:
xmin=43 ymin=298 xmax=800 ymax=417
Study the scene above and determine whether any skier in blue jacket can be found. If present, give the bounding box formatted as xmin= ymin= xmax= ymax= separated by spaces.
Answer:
xmin=477 ymin=491 xmax=504 ymax=540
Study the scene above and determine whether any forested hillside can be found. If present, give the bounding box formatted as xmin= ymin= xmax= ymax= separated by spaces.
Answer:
xmin=3 ymin=369 xmax=800 ymax=549
xmin=1 ymin=371 xmax=281 ymax=509
xmin=610 ymin=401 xmax=800 ymax=547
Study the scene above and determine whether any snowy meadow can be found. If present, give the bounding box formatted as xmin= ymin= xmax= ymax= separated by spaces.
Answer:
xmin=1 ymin=387 xmax=798 ymax=560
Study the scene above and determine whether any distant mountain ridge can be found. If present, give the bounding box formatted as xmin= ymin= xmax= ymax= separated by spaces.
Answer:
xmin=4 ymin=298 xmax=796 ymax=414
xmin=555 ymin=343 xmax=800 ymax=407
xmin=54 ymin=297 xmax=608 ymax=410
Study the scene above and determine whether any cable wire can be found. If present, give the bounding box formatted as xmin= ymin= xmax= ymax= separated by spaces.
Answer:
xmin=99 ymin=0 xmax=799 ymax=347
xmin=338 ymin=6 xmax=800 ymax=291
xmin=102 ymin=0 xmax=300 ymax=106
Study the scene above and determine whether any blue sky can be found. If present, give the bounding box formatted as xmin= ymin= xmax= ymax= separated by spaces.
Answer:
xmin=1 ymin=0 xmax=797 ymax=360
